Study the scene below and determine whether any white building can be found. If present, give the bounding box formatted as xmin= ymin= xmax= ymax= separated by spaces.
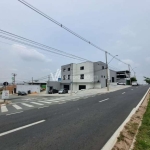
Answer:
xmin=60 ymin=61 xmax=117 ymax=91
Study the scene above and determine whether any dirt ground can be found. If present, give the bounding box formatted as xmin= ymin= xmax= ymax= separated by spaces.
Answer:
xmin=112 ymin=92 xmax=150 ymax=150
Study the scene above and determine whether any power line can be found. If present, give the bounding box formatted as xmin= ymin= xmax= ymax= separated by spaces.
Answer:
xmin=0 ymin=29 xmax=89 ymax=62
xmin=18 ymin=0 xmax=129 ymax=66
xmin=0 ymin=34 xmax=88 ymax=62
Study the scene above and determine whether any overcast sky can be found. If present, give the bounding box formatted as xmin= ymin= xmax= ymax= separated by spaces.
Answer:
xmin=0 ymin=0 xmax=150 ymax=83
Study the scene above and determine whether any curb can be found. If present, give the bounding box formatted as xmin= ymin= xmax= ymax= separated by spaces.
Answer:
xmin=101 ymin=87 xmax=150 ymax=150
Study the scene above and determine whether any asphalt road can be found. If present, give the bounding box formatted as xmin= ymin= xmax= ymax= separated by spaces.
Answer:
xmin=0 ymin=85 xmax=149 ymax=150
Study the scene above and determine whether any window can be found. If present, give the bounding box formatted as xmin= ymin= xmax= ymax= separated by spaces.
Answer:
xmin=68 ymin=75 xmax=70 ymax=80
xmin=112 ymin=77 xmax=115 ymax=82
xmin=63 ymin=75 xmax=65 ymax=80
xmin=80 ymin=74 xmax=84 ymax=79
xmin=102 ymin=66 xmax=104 ymax=69
xmin=104 ymin=76 xmax=105 ymax=78
xmin=63 ymin=68 xmax=66 ymax=72
xmin=68 ymin=68 xmax=70 ymax=71
xmin=101 ymin=75 xmax=103 ymax=78
xmin=80 ymin=66 xmax=84 ymax=70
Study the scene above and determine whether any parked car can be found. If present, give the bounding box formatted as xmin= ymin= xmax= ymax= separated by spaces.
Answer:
xmin=48 ymin=89 xmax=58 ymax=94
xmin=58 ymin=88 xmax=68 ymax=94
xmin=117 ymin=82 xmax=126 ymax=85
xmin=132 ymin=81 xmax=138 ymax=86
xmin=18 ymin=91 xmax=27 ymax=96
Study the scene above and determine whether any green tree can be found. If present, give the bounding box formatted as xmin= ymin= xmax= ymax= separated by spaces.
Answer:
xmin=131 ymin=77 xmax=137 ymax=82
xmin=144 ymin=77 xmax=150 ymax=84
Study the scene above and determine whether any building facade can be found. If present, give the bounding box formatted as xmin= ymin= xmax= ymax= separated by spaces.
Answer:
xmin=60 ymin=61 xmax=117 ymax=91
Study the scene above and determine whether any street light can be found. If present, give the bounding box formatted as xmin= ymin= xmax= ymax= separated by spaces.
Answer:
xmin=108 ymin=55 xmax=118 ymax=64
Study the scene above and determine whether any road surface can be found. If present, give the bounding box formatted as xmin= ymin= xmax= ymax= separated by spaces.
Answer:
xmin=0 ymin=85 xmax=149 ymax=150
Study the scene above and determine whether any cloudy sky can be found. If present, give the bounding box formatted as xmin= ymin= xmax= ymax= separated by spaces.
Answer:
xmin=0 ymin=0 xmax=150 ymax=83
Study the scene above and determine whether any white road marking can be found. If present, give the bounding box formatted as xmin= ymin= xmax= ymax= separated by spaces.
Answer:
xmin=99 ymin=98 xmax=109 ymax=103
xmin=1 ymin=105 xmax=8 ymax=112
xmin=6 ymin=111 xmax=23 ymax=116
xmin=30 ymin=102 xmax=44 ymax=106
xmin=46 ymin=100 xmax=59 ymax=102
xmin=12 ymin=104 xmax=22 ymax=110
xmin=131 ymin=89 xmax=133 ymax=90
xmin=38 ymin=106 xmax=49 ymax=109
xmin=122 ymin=92 xmax=126 ymax=94
xmin=0 ymin=120 xmax=45 ymax=137
xmin=39 ymin=101 xmax=52 ymax=104
xmin=21 ymin=103 xmax=34 ymax=107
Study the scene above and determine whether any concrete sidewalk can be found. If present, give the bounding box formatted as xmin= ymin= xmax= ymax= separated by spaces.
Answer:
xmin=37 ymin=85 xmax=131 ymax=97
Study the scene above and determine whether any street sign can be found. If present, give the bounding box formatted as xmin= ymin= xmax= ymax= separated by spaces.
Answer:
xmin=2 ymin=90 xmax=9 ymax=99
xmin=3 ymin=82 xmax=9 ymax=86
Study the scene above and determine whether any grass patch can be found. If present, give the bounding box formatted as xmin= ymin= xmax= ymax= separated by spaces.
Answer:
xmin=133 ymin=99 xmax=150 ymax=150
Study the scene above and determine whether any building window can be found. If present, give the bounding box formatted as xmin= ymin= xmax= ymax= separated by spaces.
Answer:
xmin=101 ymin=75 xmax=103 ymax=78
xmin=80 ymin=74 xmax=84 ymax=79
xmin=104 ymin=76 xmax=105 ymax=78
xmin=63 ymin=68 xmax=66 ymax=72
xmin=112 ymin=77 xmax=115 ymax=82
xmin=68 ymin=75 xmax=70 ymax=80
xmin=68 ymin=68 xmax=70 ymax=71
xmin=102 ymin=66 xmax=104 ymax=69
xmin=80 ymin=66 xmax=84 ymax=70
xmin=63 ymin=75 xmax=65 ymax=80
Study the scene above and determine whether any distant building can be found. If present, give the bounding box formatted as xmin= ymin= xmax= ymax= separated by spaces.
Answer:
xmin=117 ymin=70 xmax=130 ymax=85
xmin=47 ymin=61 xmax=117 ymax=93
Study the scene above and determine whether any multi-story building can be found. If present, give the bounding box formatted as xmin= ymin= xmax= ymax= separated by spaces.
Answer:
xmin=116 ymin=70 xmax=131 ymax=85
xmin=60 ymin=61 xmax=117 ymax=91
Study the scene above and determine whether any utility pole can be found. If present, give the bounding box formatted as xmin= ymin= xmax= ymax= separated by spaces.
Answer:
xmin=105 ymin=51 xmax=109 ymax=91
xmin=128 ymin=64 xmax=131 ymax=85
xmin=32 ymin=77 xmax=33 ymax=85
xmin=12 ymin=73 xmax=17 ymax=84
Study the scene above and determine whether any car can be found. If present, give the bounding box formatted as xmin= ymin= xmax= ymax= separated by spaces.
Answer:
xmin=117 ymin=82 xmax=126 ymax=85
xmin=18 ymin=91 xmax=27 ymax=96
xmin=48 ymin=89 xmax=58 ymax=94
xmin=132 ymin=81 xmax=138 ymax=86
xmin=58 ymin=88 xmax=68 ymax=94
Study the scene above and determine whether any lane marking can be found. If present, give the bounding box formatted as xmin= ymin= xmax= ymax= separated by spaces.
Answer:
xmin=131 ymin=89 xmax=133 ymax=90
xmin=122 ymin=92 xmax=126 ymax=94
xmin=39 ymin=101 xmax=52 ymax=104
xmin=46 ymin=100 xmax=59 ymax=102
xmin=0 ymin=120 xmax=45 ymax=137
xmin=38 ymin=106 xmax=49 ymax=109
xmin=30 ymin=102 xmax=44 ymax=106
xmin=21 ymin=103 xmax=34 ymax=108
xmin=1 ymin=105 xmax=8 ymax=112
xmin=6 ymin=111 xmax=23 ymax=116
xmin=99 ymin=98 xmax=109 ymax=103
xmin=12 ymin=104 xmax=22 ymax=110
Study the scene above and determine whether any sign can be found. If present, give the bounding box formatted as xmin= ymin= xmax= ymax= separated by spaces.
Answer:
xmin=58 ymin=78 xmax=61 ymax=82
xmin=2 ymin=90 xmax=9 ymax=99
xmin=3 ymin=82 xmax=9 ymax=86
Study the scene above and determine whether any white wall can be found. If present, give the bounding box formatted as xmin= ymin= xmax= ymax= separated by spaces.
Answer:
xmin=17 ymin=85 xmax=40 ymax=93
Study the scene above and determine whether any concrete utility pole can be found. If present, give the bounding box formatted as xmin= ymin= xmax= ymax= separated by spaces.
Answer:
xmin=105 ymin=51 xmax=109 ymax=91
xmin=12 ymin=73 xmax=17 ymax=84
xmin=128 ymin=64 xmax=131 ymax=85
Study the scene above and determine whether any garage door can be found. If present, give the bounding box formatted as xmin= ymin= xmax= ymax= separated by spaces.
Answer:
xmin=79 ymin=85 xmax=86 ymax=90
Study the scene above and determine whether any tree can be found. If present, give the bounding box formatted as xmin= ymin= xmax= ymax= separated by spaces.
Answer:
xmin=144 ymin=77 xmax=150 ymax=84
xmin=131 ymin=77 xmax=137 ymax=82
